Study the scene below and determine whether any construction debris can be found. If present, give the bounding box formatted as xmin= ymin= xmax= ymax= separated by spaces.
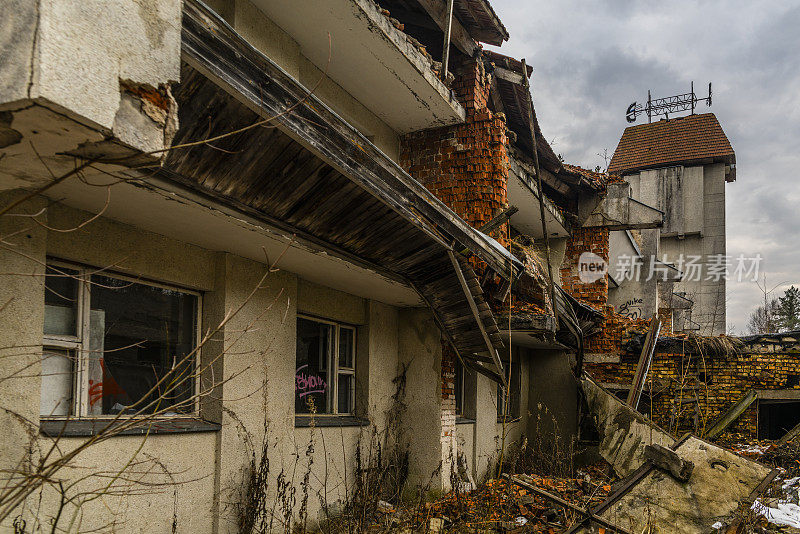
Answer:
xmin=580 ymin=375 xmax=782 ymax=533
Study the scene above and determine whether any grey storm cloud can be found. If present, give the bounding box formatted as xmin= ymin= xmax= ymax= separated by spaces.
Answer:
xmin=486 ymin=0 xmax=800 ymax=333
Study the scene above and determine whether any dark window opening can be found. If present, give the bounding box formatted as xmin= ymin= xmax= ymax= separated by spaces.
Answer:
xmin=786 ymin=375 xmax=800 ymax=388
xmin=42 ymin=262 xmax=199 ymax=418
xmin=497 ymin=348 xmax=521 ymax=420
xmin=295 ymin=317 xmax=355 ymax=415
xmin=454 ymin=359 xmax=464 ymax=416
xmin=759 ymin=401 xmax=800 ymax=440
xmin=698 ymin=372 xmax=712 ymax=385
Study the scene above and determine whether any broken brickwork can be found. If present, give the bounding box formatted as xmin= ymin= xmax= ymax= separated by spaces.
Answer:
xmin=400 ymin=59 xmax=510 ymax=246
xmin=586 ymin=341 xmax=800 ymax=439
xmin=400 ymin=58 xmax=512 ymax=469
xmin=441 ymin=345 xmax=457 ymax=460
xmin=559 ymin=226 xmax=609 ymax=309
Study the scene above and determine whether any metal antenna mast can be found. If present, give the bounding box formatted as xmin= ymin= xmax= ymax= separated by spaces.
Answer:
xmin=626 ymin=82 xmax=712 ymax=123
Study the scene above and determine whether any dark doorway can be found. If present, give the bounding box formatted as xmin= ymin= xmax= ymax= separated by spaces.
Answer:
xmin=758 ymin=400 xmax=800 ymax=440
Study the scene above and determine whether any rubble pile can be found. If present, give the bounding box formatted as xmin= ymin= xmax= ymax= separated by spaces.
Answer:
xmin=369 ymin=464 xmax=613 ymax=533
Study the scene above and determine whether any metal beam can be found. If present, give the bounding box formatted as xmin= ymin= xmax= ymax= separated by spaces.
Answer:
xmin=505 ymin=475 xmax=632 ymax=534
xmin=440 ymin=0 xmax=455 ymax=81
xmin=447 ymin=250 xmax=506 ymax=387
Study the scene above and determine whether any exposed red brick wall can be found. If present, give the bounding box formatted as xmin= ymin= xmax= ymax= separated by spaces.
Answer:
xmin=560 ymin=226 xmax=609 ymax=309
xmin=400 ymin=59 xmax=509 ymax=245
xmin=586 ymin=346 xmax=800 ymax=439
xmin=400 ymin=58 xmax=510 ymax=464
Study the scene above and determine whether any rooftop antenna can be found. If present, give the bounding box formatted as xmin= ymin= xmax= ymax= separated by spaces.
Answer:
xmin=626 ymin=82 xmax=712 ymax=123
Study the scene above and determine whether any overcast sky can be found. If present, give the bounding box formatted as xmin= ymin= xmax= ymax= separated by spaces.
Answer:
xmin=485 ymin=0 xmax=800 ymax=334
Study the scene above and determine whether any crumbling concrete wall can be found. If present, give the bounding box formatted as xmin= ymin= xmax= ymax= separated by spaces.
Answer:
xmin=582 ymin=375 xmax=674 ymax=477
xmin=0 ymin=197 xmax=450 ymax=530
xmin=1 ymin=0 xmax=181 ymax=151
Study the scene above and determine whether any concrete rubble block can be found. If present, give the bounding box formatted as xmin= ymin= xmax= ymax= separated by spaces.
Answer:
xmin=581 ymin=374 xmax=675 ymax=477
xmin=583 ymin=437 xmax=775 ymax=534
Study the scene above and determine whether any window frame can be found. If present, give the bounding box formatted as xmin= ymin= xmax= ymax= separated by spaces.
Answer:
xmin=497 ymin=348 xmax=521 ymax=421
xmin=42 ymin=259 xmax=203 ymax=420
xmin=454 ymin=358 xmax=465 ymax=417
xmin=296 ymin=314 xmax=356 ymax=416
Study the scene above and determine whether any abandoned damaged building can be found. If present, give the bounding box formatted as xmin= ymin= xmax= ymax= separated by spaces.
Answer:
xmin=606 ymin=113 xmax=736 ymax=336
xmin=0 ymin=0 xmax=798 ymax=532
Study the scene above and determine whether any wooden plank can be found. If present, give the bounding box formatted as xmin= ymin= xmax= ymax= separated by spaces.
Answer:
xmin=504 ymin=475 xmax=631 ymax=534
xmin=703 ymin=389 xmax=758 ymax=440
xmin=777 ymin=420 xmax=800 ymax=447
xmin=181 ymin=0 xmax=517 ymax=280
xmin=493 ymin=66 xmax=525 ymax=86
xmin=448 ymin=250 xmax=506 ymax=387
xmin=626 ymin=315 xmax=661 ymax=411
xmin=412 ymin=0 xmax=478 ymax=56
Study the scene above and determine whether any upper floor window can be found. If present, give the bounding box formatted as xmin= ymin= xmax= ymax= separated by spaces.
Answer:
xmin=295 ymin=316 xmax=355 ymax=415
xmin=41 ymin=262 xmax=200 ymax=418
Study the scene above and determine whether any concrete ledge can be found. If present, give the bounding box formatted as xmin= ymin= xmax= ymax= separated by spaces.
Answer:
xmin=584 ymin=353 xmax=621 ymax=364
xmin=756 ymin=389 xmax=800 ymax=401
xmin=294 ymin=415 xmax=370 ymax=427
xmin=40 ymin=417 xmax=220 ymax=437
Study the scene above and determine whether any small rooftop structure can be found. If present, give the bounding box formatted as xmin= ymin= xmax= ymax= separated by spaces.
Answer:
xmin=608 ymin=113 xmax=736 ymax=181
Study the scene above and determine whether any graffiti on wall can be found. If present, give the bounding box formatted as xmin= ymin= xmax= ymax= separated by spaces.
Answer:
xmin=295 ymin=364 xmax=327 ymax=399
xmin=618 ymin=297 xmax=643 ymax=319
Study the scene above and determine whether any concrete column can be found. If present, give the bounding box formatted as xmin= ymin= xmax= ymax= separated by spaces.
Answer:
xmin=0 ymin=192 xmax=47 ymax=528
xmin=398 ymin=308 xmax=446 ymax=490
xmin=214 ymin=253 xmax=297 ymax=533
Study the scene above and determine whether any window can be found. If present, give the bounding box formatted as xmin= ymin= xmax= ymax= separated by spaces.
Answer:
xmin=295 ymin=316 xmax=355 ymax=415
xmin=497 ymin=349 xmax=521 ymax=420
xmin=41 ymin=262 xmax=199 ymax=418
xmin=454 ymin=359 xmax=464 ymax=417
xmin=758 ymin=400 xmax=800 ymax=440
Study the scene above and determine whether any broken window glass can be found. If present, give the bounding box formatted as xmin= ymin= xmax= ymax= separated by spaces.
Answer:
xmin=42 ymin=262 xmax=199 ymax=418
xmin=90 ymin=274 xmax=197 ymax=415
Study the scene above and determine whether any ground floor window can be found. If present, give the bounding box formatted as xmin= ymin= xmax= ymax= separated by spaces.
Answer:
xmin=454 ymin=359 xmax=464 ymax=416
xmin=41 ymin=261 xmax=200 ymax=418
xmin=295 ymin=316 xmax=355 ymax=415
xmin=497 ymin=348 xmax=521 ymax=420
xmin=758 ymin=400 xmax=800 ymax=440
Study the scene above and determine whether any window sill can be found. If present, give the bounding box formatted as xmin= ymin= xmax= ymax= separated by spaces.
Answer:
xmin=294 ymin=415 xmax=369 ymax=428
xmin=456 ymin=416 xmax=475 ymax=425
xmin=40 ymin=417 xmax=221 ymax=437
xmin=497 ymin=416 xmax=521 ymax=424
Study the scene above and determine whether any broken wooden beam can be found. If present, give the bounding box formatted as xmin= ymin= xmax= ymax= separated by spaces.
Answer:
xmin=447 ymin=250 xmax=506 ymax=387
xmin=644 ymin=443 xmax=693 ymax=482
xmin=414 ymin=0 xmax=478 ymax=56
xmin=703 ymin=389 xmax=757 ymax=440
xmin=626 ymin=315 xmax=660 ymax=411
xmin=777 ymin=419 xmax=800 ymax=447
xmin=503 ymin=474 xmax=632 ymax=534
